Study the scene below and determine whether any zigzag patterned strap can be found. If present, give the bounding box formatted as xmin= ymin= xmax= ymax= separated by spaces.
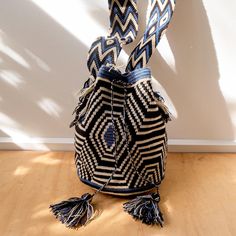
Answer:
xmin=108 ymin=0 xmax=138 ymax=43
xmin=80 ymin=0 xmax=175 ymax=98
xmin=126 ymin=0 xmax=176 ymax=71
xmin=87 ymin=0 xmax=138 ymax=80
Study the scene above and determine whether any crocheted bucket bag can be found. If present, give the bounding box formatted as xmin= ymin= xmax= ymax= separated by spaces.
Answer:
xmin=49 ymin=0 xmax=176 ymax=228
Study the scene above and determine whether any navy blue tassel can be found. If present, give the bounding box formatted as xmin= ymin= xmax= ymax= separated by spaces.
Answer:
xmin=49 ymin=193 xmax=94 ymax=228
xmin=123 ymin=192 xmax=164 ymax=227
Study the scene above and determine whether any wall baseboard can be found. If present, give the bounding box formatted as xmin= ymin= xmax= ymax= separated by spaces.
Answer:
xmin=0 ymin=137 xmax=235 ymax=152
xmin=168 ymin=139 xmax=236 ymax=152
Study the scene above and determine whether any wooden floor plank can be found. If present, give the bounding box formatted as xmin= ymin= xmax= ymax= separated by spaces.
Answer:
xmin=0 ymin=151 xmax=235 ymax=236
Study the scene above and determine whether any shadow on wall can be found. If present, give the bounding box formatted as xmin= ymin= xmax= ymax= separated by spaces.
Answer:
xmin=148 ymin=0 xmax=234 ymax=140
xmin=0 ymin=0 xmax=91 ymax=147
xmin=0 ymin=0 xmax=234 ymax=150
xmin=85 ymin=0 xmax=234 ymax=141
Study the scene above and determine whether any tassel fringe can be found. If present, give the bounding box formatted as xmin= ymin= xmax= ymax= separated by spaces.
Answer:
xmin=49 ymin=193 xmax=94 ymax=228
xmin=153 ymin=91 xmax=172 ymax=123
xmin=123 ymin=192 xmax=164 ymax=227
xmin=69 ymin=82 xmax=95 ymax=128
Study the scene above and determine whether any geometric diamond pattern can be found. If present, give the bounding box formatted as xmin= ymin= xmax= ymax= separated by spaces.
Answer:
xmin=104 ymin=123 xmax=115 ymax=149
xmin=70 ymin=0 xmax=176 ymax=195
xmin=72 ymin=66 xmax=169 ymax=194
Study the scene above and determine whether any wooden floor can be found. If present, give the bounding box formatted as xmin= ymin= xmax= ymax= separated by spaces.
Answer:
xmin=0 ymin=151 xmax=235 ymax=236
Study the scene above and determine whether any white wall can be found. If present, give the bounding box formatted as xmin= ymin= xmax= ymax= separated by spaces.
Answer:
xmin=0 ymin=0 xmax=236 ymax=151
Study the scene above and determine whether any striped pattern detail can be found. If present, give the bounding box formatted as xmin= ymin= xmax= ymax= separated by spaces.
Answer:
xmin=108 ymin=0 xmax=138 ymax=43
xmin=83 ymin=0 xmax=175 ymax=93
xmin=86 ymin=0 xmax=138 ymax=80
xmin=70 ymin=0 xmax=176 ymax=194
xmin=87 ymin=36 xmax=122 ymax=79
xmin=126 ymin=0 xmax=176 ymax=71
xmin=73 ymin=67 xmax=168 ymax=193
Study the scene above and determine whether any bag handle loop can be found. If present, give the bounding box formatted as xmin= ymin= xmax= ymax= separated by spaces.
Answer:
xmin=50 ymin=0 xmax=176 ymax=229
xmin=86 ymin=0 xmax=175 ymax=80
xmin=126 ymin=0 xmax=176 ymax=71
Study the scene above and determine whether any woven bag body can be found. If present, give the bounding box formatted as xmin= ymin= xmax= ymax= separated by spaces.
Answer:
xmin=73 ymin=65 xmax=168 ymax=195
xmin=49 ymin=0 xmax=177 ymax=228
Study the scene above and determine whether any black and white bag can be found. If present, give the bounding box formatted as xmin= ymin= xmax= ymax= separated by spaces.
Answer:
xmin=49 ymin=0 xmax=176 ymax=228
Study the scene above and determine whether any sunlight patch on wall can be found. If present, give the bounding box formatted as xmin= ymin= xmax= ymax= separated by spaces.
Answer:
xmin=219 ymin=78 xmax=236 ymax=136
xmin=158 ymin=34 xmax=176 ymax=73
xmin=24 ymin=49 xmax=51 ymax=72
xmin=0 ymin=31 xmax=30 ymax=69
xmin=229 ymin=110 xmax=236 ymax=129
xmin=0 ymin=112 xmax=17 ymax=126
xmin=151 ymin=77 xmax=178 ymax=118
xmin=116 ymin=49 xmax=129 ymax=72
xmin=0 ymin=70 xmax=24 ymax=88
xmin=202 ymin=0 xmax=236 ymax=137
xmin=219 ymin=79 xmax=236 ymax=103
xmin=30 ymin=0 xmax=107 ymax=47
xmin=37 ymin=98 xmax=62 ymax=118
xmin=0 ymin=127 xmax=50 ymax=150
xmin=0 ymin=112 xmax=49 ymax=150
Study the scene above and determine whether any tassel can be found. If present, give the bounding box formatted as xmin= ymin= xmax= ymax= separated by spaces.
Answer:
xmin=69 ymin=79 xmax=96 ymax=128
xmin=74 ymin=79 xmax=95 ymax=102
xmin=123 ymin=192 xmax=164 ymax=227
xmin=49 ymin=193 xmax=94 ymax=228
xmin=153 ymin=91 xmax=172 ymax=123
xmin=69 ymin=92 xmax=92 ymax=128
xmin=73 ymin=75 xmax=95 ymax=100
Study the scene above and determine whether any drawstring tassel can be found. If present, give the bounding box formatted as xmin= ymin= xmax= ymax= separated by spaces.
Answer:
xmin=49 ymin=193 xmax=94 ymax=228
xmin=123 ymin=192 xmax=164 ymax=227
